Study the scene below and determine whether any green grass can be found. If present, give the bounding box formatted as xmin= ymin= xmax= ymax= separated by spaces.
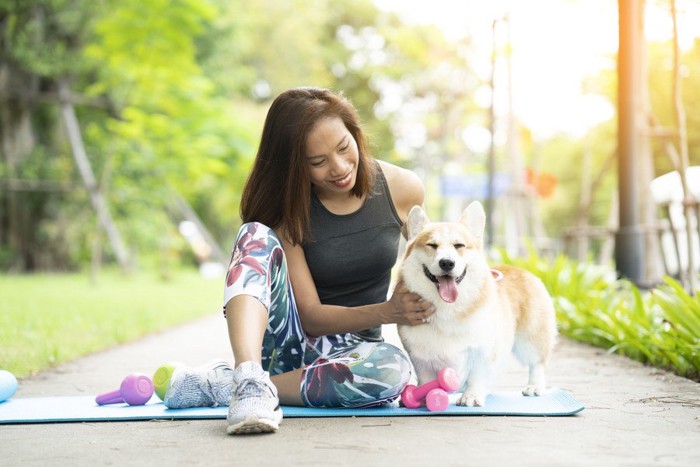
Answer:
xmin=0 ymin=268 xmax=223 ymax=378
xmin=496 ymin=249 xmax=700 ymax=382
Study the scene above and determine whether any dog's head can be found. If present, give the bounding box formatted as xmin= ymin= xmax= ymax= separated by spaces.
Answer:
xmin=402 ymin=201 xmax=488 ymax=304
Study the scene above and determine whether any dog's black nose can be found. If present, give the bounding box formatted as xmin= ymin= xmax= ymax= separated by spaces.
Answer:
xmin=439 ymin=258 xmax=455 ymax=272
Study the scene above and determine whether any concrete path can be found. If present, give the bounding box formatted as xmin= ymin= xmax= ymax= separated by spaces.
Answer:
xmin=2 ymin=313 xmax=699 ymax=466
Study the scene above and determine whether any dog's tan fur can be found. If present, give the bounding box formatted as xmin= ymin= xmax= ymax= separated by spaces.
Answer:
xmin=397 ymin=202 xmax=557 ymax=406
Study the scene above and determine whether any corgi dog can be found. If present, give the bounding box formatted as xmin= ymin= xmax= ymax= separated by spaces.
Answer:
xmin=397 ymin=201 xmax=557 ymax=406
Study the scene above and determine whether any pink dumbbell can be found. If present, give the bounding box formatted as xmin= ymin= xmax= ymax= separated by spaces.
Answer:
xmin=95 ymin=373 xmax=154 ymax=406
xmin=401 ymin=368 xmax=460 ymax=411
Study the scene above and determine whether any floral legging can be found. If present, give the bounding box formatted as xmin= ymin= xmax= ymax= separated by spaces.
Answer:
xmin=223 ymin=222 xmax=412 ymax=408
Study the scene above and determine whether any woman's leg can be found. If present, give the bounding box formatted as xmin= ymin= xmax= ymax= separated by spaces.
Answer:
xmin=161 ymin=222 xmax=304 ymax=419
xmin=224 ymin=222 xmax=306 ymax=433
xmin=300 ymin=337 xmax=412 ymax=408
xmin=226 ymin=295 xmax=267 ymax=367
xmin=224 ymin=222 xmax=305 ymax=375
xmin=226 ymin=295 xmax=304 ymax=406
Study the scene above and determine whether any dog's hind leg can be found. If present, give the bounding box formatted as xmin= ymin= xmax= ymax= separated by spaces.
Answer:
xmin=512 ymin=339 xmax=548 ymax=396
xmin=523 ymin=362 xmax=546 ymax=396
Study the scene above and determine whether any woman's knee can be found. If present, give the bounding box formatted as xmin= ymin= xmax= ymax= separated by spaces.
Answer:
xmin=237 ymin=222 xmax=280 ymax=244
xmin=360 ymin=342 xmax=413 ymax=387
xmin=226 ymin=221 xmax=284 ymax=284
xmin=300 ymin=341 xmax=413 ymax=408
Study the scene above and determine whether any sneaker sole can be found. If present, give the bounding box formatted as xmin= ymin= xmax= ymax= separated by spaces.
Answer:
xmin=227 ymin=413 xmax=281 ymax=435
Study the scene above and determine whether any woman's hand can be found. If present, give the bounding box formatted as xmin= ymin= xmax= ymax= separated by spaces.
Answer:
xmin=386 ymin=281 xmax=435 ymax=326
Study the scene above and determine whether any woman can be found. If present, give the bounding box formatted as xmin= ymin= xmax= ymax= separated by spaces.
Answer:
xmin=159 ymin=87 xmax=434 ymax=435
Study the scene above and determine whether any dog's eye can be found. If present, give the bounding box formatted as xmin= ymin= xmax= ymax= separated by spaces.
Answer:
xmin=454 ymin=243 xmax=465 ymax=249
xmin=426 ymin=243 xmax=438 ymax=249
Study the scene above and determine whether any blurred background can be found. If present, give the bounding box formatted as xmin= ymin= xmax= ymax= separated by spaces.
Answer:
xmin=1 ymin=0 xmax=699 ymax=287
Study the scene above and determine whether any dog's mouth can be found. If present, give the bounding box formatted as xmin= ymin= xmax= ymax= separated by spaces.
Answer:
xmin=423 ymin=265 xmax=466 ymax=303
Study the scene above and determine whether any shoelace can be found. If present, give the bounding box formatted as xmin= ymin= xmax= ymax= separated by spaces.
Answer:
xmin=205 ymin=365 xmax=232 ymax=383
xmin=202 ymin=366 xmax=233 ymax=403
xmin=235 ymin=377 xmax=273 ymax=400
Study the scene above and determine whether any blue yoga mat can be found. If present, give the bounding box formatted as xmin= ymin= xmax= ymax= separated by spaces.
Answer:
xmin=0 ymin=388 xmax=583 ymax=424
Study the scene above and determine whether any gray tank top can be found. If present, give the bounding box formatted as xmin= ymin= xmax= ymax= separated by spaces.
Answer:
xmin=303 ymin=165 xmax=402 ymax=341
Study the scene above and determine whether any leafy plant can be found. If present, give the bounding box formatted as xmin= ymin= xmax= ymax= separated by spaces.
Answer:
xmin=495 ymin=249 xmax=699 ymax=381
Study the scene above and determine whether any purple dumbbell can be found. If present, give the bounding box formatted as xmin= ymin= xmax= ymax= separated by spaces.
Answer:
xmin=96 ymin=373 xmax=154 ymax=406
xmin=401 ymin=368 xmax=460 ymax=411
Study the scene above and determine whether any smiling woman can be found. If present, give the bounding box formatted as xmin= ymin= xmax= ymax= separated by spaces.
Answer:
xmin=156 ymin=87 xmax=429 ymax=436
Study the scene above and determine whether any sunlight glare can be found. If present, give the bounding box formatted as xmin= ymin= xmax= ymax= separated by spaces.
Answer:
xmin=375 ymin=0 xmax=700 ymax=139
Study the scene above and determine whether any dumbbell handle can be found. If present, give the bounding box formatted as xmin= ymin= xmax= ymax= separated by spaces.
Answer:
xmin=95 ymin=389 xmax=127 ymax=405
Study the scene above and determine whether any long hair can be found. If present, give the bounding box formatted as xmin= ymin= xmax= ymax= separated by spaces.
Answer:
xmin=240 ymin=87 xmax=376 ymax=245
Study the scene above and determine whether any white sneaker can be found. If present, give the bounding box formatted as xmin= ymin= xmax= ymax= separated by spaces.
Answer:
xmin=227 ymin=361 xmax=283 ymax=435
xmin=161 ymin=359 xmax=233 ymax=409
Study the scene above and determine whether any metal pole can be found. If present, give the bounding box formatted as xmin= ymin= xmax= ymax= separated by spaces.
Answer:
xmin=615 ymin=0 xmax=644 ymax=284
xmin=486 ymin=19 xmax=498 ymax=249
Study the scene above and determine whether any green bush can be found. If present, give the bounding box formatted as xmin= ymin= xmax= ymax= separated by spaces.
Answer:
xmin=495 ymin=249 xmax=700 ymax=382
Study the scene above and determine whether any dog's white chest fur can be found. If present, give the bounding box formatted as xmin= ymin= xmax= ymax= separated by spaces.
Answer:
xmin=398 ymin=286 xmax=514 ymax=389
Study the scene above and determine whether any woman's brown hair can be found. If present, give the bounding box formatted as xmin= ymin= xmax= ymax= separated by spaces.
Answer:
xmin=240 ymin=87 xmax=376 ymax=245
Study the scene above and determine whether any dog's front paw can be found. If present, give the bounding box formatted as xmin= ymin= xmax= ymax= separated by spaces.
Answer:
xmin=522 ymin=385 xmax=545 ymax=396
xmin=457 ymin=391 xmax=486 ymax=407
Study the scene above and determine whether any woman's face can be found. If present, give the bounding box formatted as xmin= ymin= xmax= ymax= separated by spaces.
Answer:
xmin=305 ymin=116 xmax=359 ymax=199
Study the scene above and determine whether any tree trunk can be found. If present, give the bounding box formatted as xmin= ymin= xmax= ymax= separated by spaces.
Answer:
xmin=58 ymin=80 xmax=131 ymax=272
xmin=0 ymin=58 xmax=40 ymax=270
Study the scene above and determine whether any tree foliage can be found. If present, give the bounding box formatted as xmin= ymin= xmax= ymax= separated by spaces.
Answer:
xmin=0 ymin=0 xmax=471 ymax=271
xmin=2 ymin=1 xmax=700 ymax=273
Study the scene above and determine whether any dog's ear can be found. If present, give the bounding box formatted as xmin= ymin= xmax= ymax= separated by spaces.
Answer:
xmin=460 ymin=201 xmax=486 ymax=247
xmin=406 ymin=205 xmax=428 ymax=240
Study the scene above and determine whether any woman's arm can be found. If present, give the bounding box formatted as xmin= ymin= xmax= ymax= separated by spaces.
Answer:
xmin=282 ymin=238 xmax=432 ymax=337
xmin=282 ymin=160 xmax=430 ymax=337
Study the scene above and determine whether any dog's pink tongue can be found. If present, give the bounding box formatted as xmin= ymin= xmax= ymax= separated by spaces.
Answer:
xmin=437 ymin=276 xmax=458 ymax=303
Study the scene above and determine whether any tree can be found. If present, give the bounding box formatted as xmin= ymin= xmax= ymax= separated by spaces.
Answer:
xmin=0 ymin=0 xmax=107 ymax=270
xmin=1 ymin=0 xmax=484 ymax=272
